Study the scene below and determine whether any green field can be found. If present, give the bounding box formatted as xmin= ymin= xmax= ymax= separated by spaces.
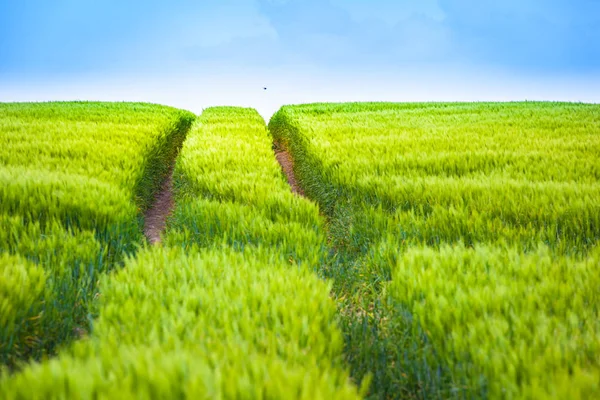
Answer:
xmin=1 ymin=101 xmax=599 ymax=399
xmin=270 ymin=102 xmax=600 ymax=398
xmin=0 ymin=102 xmax=194 ymax=368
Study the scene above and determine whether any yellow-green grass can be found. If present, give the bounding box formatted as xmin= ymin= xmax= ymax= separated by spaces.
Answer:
xmin=270 ymin=102 xmax=600 ymax=255
xmin=163 ymin=107 xmax=360 ymax=395
xmin=1 ymin=247 xmax=362 ymax=399
xmin=389 ymin=244 xmax=600 ymax=399
xmin=269 ymin=102 xmax=600 ymax=398
xmin=166 ymin=106 xmax=325 ymax=265
xmin=1 ymin=254 xmax=46 ymax=367
xmin=0 ymin=102 xmax=195 ymax=229
xmin=0 ymin=107 xmax=362 ymax=399
xmin=0 ymin=102 xmax=194 ymax=366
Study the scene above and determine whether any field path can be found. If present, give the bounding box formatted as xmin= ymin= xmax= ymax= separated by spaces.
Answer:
xmin=144 ymin=168 xmax=175 ymax=244
xmin=274 ymin=146 xmax=305 ymax=196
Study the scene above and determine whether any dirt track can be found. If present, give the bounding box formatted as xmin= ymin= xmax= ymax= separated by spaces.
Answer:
xmin=144 ymin=168 xmax=175 ymax=245
xmin=274 ymin=147 xmax=305 ymax=197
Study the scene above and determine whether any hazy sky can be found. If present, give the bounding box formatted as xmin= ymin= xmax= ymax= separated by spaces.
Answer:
xmin=1 ymin=0 xmax=599 ymax=117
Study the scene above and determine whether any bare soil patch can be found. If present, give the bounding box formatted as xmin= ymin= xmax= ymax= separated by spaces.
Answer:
xmin=274 ymin=145 xmax=305 ymax=197
xmin=144 ymin=168 xmax=175 ymax=245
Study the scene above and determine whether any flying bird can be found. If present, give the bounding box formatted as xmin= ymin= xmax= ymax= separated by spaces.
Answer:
xmin=263 ymin=87 xmax=267 ymax=90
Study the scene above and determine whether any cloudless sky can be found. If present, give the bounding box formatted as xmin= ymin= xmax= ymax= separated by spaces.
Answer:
xmin=1 ymin=0 xmax=599 ymax=117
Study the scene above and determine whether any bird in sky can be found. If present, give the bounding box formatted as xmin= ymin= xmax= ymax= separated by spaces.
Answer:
xmin=263 ymin=87 xmax=267 ymax=90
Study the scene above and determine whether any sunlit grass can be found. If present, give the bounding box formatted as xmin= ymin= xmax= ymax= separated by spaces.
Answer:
xmin=270 ymin=101 xmax=600 ymax=399
xmin=0 ymin=101 xmax=194 ymax=366
xmin=1 ymin=106 xmax=362 ymax=399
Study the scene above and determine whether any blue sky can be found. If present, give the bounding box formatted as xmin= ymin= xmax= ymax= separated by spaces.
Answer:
xmin=1 ymin=0 xmax=599 ymax=116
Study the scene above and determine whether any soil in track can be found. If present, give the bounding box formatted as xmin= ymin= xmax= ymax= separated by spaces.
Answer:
xmin=144 ymin=168 xmax=175 ymax=245
xmin=274 ymin=145 xmax=305 ymax=197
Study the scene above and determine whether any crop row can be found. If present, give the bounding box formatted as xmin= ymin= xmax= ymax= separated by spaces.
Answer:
xmin=270 ymin=102 xmax=600 ymax=255
xmin=269 ymin=102 xmax=600 ymax=398
xmin=165 ymin=106 xmax=325 ymax=263
xmin=1 ymin=107 xmax=361 ymax=398
xmin=0 ymin=102 xmax=194 ymax=367
xmin=389 ymin=244 xmax=600 ymax=399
